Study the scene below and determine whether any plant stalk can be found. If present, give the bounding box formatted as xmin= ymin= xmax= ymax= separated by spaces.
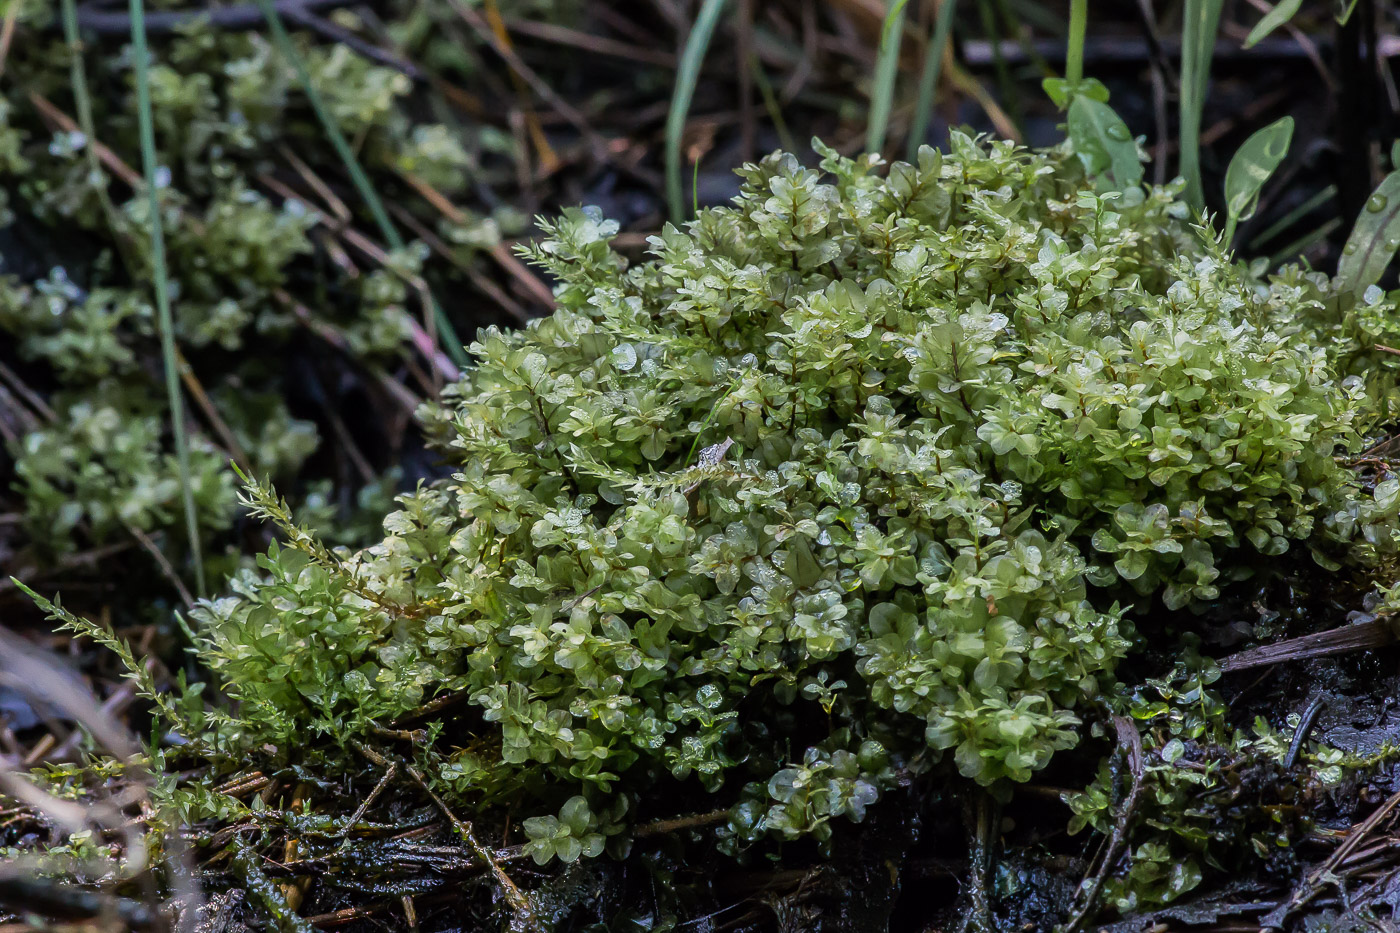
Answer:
xmin=1065 ymin=0 xmax=1087 ymax=87
xmin=128 ymin=0 xmax=205 ymax=597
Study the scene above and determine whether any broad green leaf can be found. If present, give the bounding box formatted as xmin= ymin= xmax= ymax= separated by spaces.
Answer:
xmin=1222 ymin=115 xmax=1293 ymax=242
xmin=1336 ymin=172 xmax=1400 ymax=296
xmin=1244 ymin=0 xmax=1303 ymax=48
xmin=1043 ymin=76 xmax=1109 ymax=110
xmin=1067 ymin=95 xmax=1142 ymax=190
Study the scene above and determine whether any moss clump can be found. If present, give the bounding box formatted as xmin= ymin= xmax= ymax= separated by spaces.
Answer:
xmin=0 ymin=6 xmax=515 ymax=592
xmin=189 ymin=135 xmax=1399 ymax=858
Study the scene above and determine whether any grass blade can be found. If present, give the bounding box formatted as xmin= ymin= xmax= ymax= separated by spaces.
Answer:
xmin=1249 ymin=184 xmax=1336 ymax=251
xmin=750 ymin=54 xmax=796 ymax=153
xmin=61 ymin=0 xmax=122 ymax=238
xmin=907 ymin=0 xmax=959 ymax=160
xmin=975 ymin=0 xmax=1021 ymax=134
xmin=1065 ymin=0 xmax=1087 ymax=85
xmin=251 ymin=0 xmax=469 ymax=369
xmin=128 ymin=0 xmax=205 ymax=597
xmin=666 ymin=0 xmax=728 ymax=223
xmin=1179 ymin=0 xmax=1223 ymax=211
xmin=1267 ymin=216 xmax=1341 ymax=270
xmin=868 ymin=0 xmax=911 ymax=155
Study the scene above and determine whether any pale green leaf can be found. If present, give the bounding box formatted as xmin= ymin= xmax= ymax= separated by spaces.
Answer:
xmin=1067 ymin=95 xmax=1143 ymax=190
xmin=1223 ymin=115 xmax=1293 ymax=242
xmin=1337 ymin=172 xmax=1400 ymax=296
xmin=1244 ymin=0 xmax=1304 ymax=48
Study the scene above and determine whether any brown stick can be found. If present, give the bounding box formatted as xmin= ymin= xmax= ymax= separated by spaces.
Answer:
xmin=351 ymin=741 xmax=541 ymax=932
xmin=1261 ymin=788 xmax=1400 ymax=929
xmin=1219 ymin=618 xmax=1398 ymax=673
xmin=1062 ymin=716 xmax=1145 ymax=933
xmin=396 ymin=169 xmax=556 ymax=311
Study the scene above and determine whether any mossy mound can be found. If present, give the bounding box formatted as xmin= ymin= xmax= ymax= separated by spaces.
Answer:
xmin=181 ymin=137 xmax=1400 ymax=870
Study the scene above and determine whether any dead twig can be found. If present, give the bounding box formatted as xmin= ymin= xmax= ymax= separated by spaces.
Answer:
xmin=502 ymin=17 xmax=677 ymax=68
xmin=0 ymin=876 xmax=160 ymax=930
xmin=1261 ymin=788 xmax=1400 ymax=929
xmin=72 ymin=0 xmax=350 ymax=34
xmin=634 ymin=809 xmax=731 ymax=837
xmin=1284 ymin=697 xmax=1328 ymax=769
xmin=1062 ymin=716 xmax=1145 ymax=933
xmin=351 ymin=741 xmax=541 ymax=932
xmin=447 ymin=0 xmax=607 ymax=162
xmin=396 ymin=169 xmax=556 ymax=312
xmin=1219 ymin=618 xmax=1398 ymax=672
xmin=336 ymin=761 xmax=397 ymax=840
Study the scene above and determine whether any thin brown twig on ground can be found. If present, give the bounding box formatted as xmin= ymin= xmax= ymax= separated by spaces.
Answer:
xmin=1063 ymin=716 xmax=1146 ymax=933
xmin=351 ymin=741 xmax=541 ymax=932
xmin=503 ymin=17 xmax=677 ymax=68
xmin=1262 ymin=789 xmax=1400 ymax=929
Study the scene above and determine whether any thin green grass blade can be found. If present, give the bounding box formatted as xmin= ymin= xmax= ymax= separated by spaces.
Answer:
xmin=1180 ymin=0 xmax=1224 ymax=211
xmin=1267 ymin=216 xmax=1341 ymax=269
xmin=907 ymin=0 xmax=958 ymax=160
xmin=667 ymin=0 xmax=729 ymax=223
xmin=1249 ymin=184 xmax=1336 ymax=250
xmin=750 ymin=55 xmax=796 ymax=153
xmin=62 ymin=0 xmax=121 ymax=236
xmin=128 ymin=0 xmax=205 ymax=597
xmin=868 ymin=0 xmax=911 ymax=155
xmin=1065 ymin=0 xmax=1087 ymax=85
xmin=251 ymin=0 xmax=468 ymax=369
xmin=975 ymin=0 xmax=1021 ymax=134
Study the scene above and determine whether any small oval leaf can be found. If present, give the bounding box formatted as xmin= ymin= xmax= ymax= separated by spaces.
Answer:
xmin=1244 ymin=0 xmax=1304 ymax=48
xmin=1067 ymin=95 xmax=1143 ymax=191
xmin=1224 ymin=115 xmax=1293 ymax=227
xmin=1336 ymin=171 xmax=1400 ymax=296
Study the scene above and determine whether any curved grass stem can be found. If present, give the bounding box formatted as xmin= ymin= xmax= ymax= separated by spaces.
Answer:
xmin=666 ymin=0 xmax=729 ymax=223
xmin=128 ymin=0 xmax=205 ymax=597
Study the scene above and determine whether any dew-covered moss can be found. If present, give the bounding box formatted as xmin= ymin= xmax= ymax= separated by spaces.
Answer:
xmin=182 ymin=135 xmax=1400 ymax=863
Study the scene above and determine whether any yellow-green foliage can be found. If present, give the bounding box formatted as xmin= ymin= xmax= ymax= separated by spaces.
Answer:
xmin=0 ymin=10 xmax=506 ymax=568
xmin=188 ymin=136 xmax=1400 ymax=860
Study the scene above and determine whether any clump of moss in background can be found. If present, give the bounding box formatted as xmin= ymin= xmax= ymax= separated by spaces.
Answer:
xmin=0 ymin=4 xmax=519 ymax=604
xmin=171 ymin=134 xmax=1400 ymax=879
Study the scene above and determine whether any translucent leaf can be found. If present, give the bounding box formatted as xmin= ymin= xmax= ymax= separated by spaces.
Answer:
xmin=1336 ymin=171 xmax=1400 ymax=296
xmin=1243 ymin=0 xmax=1304 ymax=48
xmin=1067 ymin=95 xmax=1143 ymax=191
xmin=1222 ymin=116 xmax=1293 ymax=241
